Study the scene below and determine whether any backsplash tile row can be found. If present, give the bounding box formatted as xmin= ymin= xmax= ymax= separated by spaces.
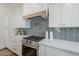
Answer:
xmin=49 ymin=28 xmax=79 ymax=42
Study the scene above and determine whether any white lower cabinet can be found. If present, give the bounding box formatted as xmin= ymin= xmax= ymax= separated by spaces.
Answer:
xmin=39 ymin=44 xmax=46 ymax=56
xmin=39 ymin=45 xmax=79 ymax=56
xmin=46 ymin=46 xmax=79 ymax=56
xmin=7 ymin=38 xmax=22 ymax=56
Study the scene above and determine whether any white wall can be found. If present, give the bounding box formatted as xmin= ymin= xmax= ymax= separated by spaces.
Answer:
xmin=0 ymin=4 xmax=17 ymax=49
xmin=0 ymin=4 xmax=10 ymax=49
xmin=6 ymin=6 xmax=15 ymax=48
xmin=0 ymin=3 xmax=24 ymax=49
xmin=6 ymin=4 xmax=21 ymax=48
xmin=14 ymin=4 xmax=25 ymax=28
xmin=6 ymin=4 xmax=24 ymax=48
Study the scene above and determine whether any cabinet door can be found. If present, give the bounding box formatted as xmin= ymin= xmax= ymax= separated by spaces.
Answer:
xmin=49 ymin=4 xmax=62 ymax=27
xmin=39 ymin=44 xmax=46 ymax=56
xmin=14 ymin=5 xmax=25 ymax=28
xmin=7 ymin=38 xmax=22 ymax=56
xmin=11 ymin=42 xmax=22 ymax=56
xmin=46 ymin=46 xmax=79 ymax=56
xmin=62 ymin=3 xmax=79 ymax=27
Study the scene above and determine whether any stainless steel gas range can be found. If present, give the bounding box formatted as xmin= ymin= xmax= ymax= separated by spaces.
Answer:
xmin=22 ymin=36 xmax=45 ymax=56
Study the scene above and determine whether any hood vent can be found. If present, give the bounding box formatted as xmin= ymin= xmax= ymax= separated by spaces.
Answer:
xmin=27 ymin=16 xmax=47 ymax=20
xmin=23 ymin=10 xmax=46 ymax=20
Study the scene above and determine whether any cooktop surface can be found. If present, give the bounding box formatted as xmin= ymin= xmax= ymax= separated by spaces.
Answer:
xmin=23 ymin=36 xmax=45 ymax=42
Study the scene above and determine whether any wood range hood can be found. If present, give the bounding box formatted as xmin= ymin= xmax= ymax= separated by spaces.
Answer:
xmin=23 ymin=10 xmax=47 ymax=20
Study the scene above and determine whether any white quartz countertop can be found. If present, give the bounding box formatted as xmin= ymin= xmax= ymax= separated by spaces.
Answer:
xmin=39 ymin=39 xmax=79 ymax=54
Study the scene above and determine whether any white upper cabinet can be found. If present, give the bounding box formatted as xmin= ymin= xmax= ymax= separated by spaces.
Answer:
xmin=62 ymin=4 xmax=79 ymax=27
xmin=49 ymin=4 xmax=62 ymax=27
xmin=23 ymin=3 xmax=47 ymax=16
xmin=14 ymin=4 xmax=25 ymax=28
xmin=49 ymin=3 xmax=79 ymax=27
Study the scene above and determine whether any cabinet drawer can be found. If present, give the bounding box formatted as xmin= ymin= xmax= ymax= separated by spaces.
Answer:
xmin=10 ymin=39 xmax=17 ymax=43
xmin=10 ymin=47 xmax=22 ymax=55
xmin=9 ymin=42 xmax=22 ymax=55
xmin=7 ymin=39 xmax=22 ymax=55
xmin=46 ymin=46 xmax=79 ymax=56
xmin=11 ymin=45 xmax=22 ymax=55
xmin=10 ymin=39 xmax=22 ymax=45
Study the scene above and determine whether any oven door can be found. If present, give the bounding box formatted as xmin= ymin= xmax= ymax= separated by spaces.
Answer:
xmin=22 ymin=45 xmax=37 ymax=56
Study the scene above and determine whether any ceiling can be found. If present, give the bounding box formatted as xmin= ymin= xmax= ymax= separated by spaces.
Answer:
xmin=0 ymin=3 xmax=23 ymax=7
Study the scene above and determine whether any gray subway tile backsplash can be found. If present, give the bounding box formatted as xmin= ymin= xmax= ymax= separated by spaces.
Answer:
xmin=49 ymin=28 xmax=79 ymax=42
xmin=26 ymin=16 xmax=48 ymax=37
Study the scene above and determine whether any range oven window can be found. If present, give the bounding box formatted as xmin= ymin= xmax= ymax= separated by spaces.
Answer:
xmin=22 ymin=45 xmax=37 ymax=56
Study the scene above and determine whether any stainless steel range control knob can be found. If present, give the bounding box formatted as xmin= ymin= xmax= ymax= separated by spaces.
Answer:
xmin=29 ymin=41 xmax=31 ymax=44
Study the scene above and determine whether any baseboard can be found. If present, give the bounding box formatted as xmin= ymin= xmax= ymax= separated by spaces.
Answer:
xmin=0 ymin=46 xmax=5 ymax=49
xmin=0 ymin=47 xmax=6 ymax=51
xmin=5 ymin=47 xmax=18 ymax=56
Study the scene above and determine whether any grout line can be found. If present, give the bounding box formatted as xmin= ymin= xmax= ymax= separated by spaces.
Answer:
xmin=73 ymin=28 xmax=75 ymax=41
xmin=67 ymin=28 xmax=69 ymax=41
